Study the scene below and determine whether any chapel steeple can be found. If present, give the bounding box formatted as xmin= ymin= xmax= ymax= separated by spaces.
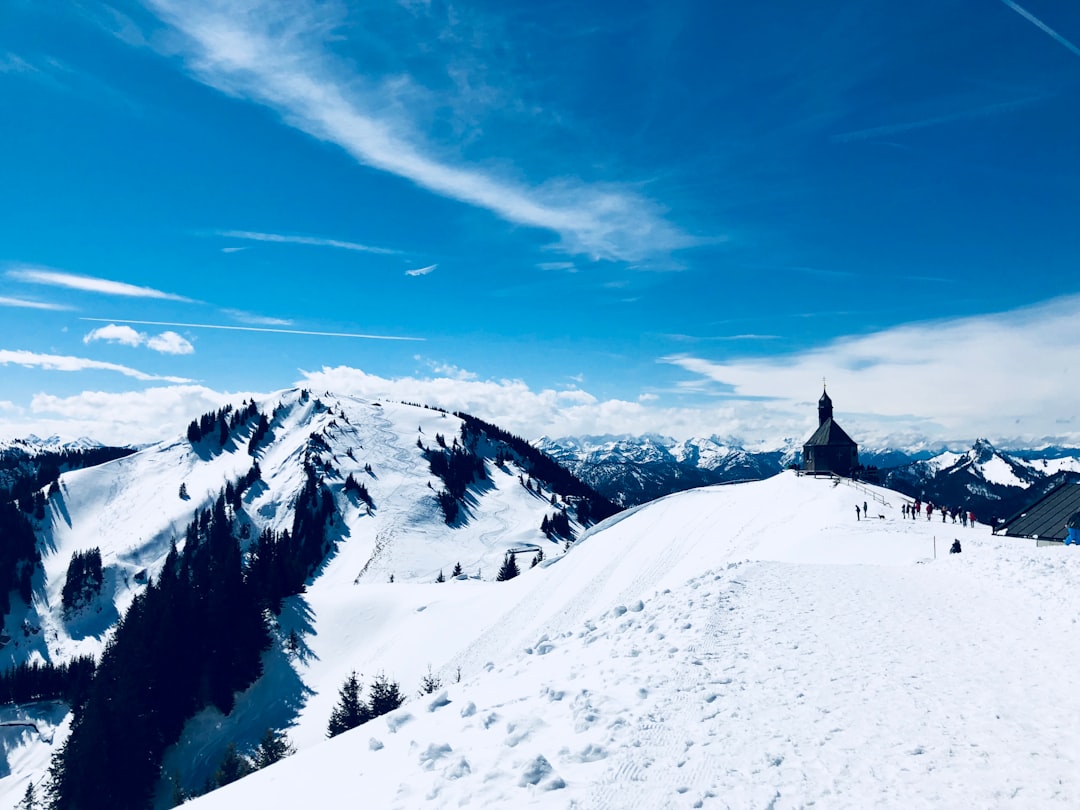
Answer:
xmin=818 ymin=386 xmax=833 ymax=426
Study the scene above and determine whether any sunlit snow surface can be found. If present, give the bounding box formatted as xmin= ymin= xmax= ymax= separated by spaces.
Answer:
xmin=175 ymin=471 xmax=1080 ymax=809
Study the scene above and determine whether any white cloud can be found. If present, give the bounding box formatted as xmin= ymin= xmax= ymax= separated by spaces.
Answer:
xmin=24 ymin=386 xmax=243 ymax=445
xmin=84 ymin=324 xmax=144 ymax=347
xmin=4 ymin=296 xmax=1078 ymax=448
xmin=147 ymin=331 xmax=195 ymax=355
xmin=218 ymin=230 xmax=398 ymax=255
xmin=0 ymin=295 xmax=73 ymax=311
xmin=144 ymin=0 xmax=697 ymax=263
xmin=7 ymin=266 xmax=194 ymax=302
xmin=295 ymin=365 xmax=772 ymax=445
xmin=999 ymin=0 xmax=1080 ymax=58
xmin=222 ymin=308 xmax=294 ymax=326
xmin=405 ymin=264 xmax=437 ymax=277
xmin=0 ymin=349 xmax=193 ymax=383
xmin=661 ymin=293 xmax=1080 ymax=447
xmin=80 ymin=317 xmax=423 ymax=342
xmin=83 ymin=324 xmax=195 ymax=355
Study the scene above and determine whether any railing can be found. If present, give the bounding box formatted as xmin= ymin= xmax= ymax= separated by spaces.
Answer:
xmin=797 ymin=470 xmax=892 ymax=507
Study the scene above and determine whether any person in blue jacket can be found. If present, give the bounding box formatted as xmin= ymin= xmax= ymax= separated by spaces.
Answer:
xmin=1066 ymin=512 xmax=1080 ymax=545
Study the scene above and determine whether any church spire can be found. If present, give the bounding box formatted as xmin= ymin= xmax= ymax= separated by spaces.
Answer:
xmin=818 ymin=385 xmax=833 ymax=426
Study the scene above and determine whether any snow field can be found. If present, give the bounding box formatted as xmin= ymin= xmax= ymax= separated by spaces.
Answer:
xmin=183 ymin=471 xmax=1080 ymax=808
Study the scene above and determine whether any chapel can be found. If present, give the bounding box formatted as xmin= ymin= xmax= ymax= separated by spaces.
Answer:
xmin=802 ymin=386 xmax=859 ymax=477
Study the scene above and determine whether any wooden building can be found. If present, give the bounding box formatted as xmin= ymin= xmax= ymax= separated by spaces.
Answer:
xmin=802 ymin=387 xmax=859 ymax=477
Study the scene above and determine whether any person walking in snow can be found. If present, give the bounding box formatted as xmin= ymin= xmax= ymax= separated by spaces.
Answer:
xmin=863 ymin=501 xmax=868 ymax=518
xmin=968 ymin=511 xmax=976 ymax=528
xmin=855 ymin=504 xmax=861 ymax=521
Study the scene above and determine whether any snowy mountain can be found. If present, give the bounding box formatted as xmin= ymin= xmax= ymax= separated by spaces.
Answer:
xmin=882 ymin=438 xmax=1080 ymax=523
xmin=535 ymin=434 xmax=790 ymax=506
xmin=5 ymin=402 xmax=1080 ymax=807
xmin=157 ymin=472 xmax=1080 ymax=808
xmin=0 ymin=435 xmax=104 ymax=458
xmin=0 ymin=389 xmax=615 ymax=807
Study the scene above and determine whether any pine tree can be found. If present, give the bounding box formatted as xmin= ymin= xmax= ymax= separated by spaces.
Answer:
xmin=252 ymin=728 xmax=295 ymax=770
xmin=17 ymin=781 xmax=38 ymax=810
xmin=435 ymin=569 xmax=445 ymax=583
xmin=214 ymin=743 xmax=251 ymax=788
xmin=368 ymin=672 xmax=405 ymax=717
xmin=496 ymin=552 xmax=519 ymax=581
xmin=531 ymin=549 xmax=544 ymax=568
xmin=418 ymin=665 xmax=442 ymax=695
xmin=179 ymin=482 xmax=189 ymax=500
xmin=452 ymin=561 xmax=463 ymax=578
xmin=327 ymin=671 xmax=369 ymax=738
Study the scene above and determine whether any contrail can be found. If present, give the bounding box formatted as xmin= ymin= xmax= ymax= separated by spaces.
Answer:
xmin=1000 ymin=0 xmax=1080 ymax=57
xmin=80 ymin=318 xmax=425 ymax=341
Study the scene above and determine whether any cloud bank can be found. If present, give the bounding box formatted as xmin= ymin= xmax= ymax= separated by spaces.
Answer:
xmin=6 ymin=296 xmax=1079 ymax=449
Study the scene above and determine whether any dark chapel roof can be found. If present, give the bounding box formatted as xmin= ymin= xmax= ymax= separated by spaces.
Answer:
xmin=804 ymin=417 xmax=857 ymax=448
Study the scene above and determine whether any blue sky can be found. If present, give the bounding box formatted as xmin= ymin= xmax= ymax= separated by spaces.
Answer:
xmin=1 ymin=0 xmax=1079 ymax=448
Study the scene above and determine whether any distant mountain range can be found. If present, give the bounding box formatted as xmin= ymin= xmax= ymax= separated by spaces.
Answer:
xmin=537 ymin=434 xmax=1080 ymax=523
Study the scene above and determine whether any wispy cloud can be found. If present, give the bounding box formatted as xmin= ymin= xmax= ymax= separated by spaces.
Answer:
xmin=832 ymin=96 xmax=1044 ymax=143
xmin=222 ymin=308 xmax=294 ymax=326
xmin=0 ymin=349 xmax=193 ymax=383
xmin=999 ymin=0 xmax=1080 ymax=58
xmin=219 ymin=230 xmax=399 ymax=255
xmin=0 ymin=295 xmax=73 ymax=311
xmin=7 ymin=267 xmax=194 ymax=302
xmin=80 ymin=317 xmax=424 ymax=341
xmin=0 ymin=51 xmax=40 ymax=75
xmin=405 ymin=264 xmax=437 ymax=277
xmin=144 ymin=0 xmax=696 ymax=262
xmin=83 ymin=323 xmax=195 ymax=355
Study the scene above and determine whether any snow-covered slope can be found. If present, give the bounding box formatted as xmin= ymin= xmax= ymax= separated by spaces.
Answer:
xmin=171 ymin=471 xmax=1080 ymax=809
xmin=0 ymin=389 xmax=610 ymax=803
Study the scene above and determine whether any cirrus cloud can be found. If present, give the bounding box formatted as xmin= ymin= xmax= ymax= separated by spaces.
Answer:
xmin=7 ymin=266 xmax=195 ymax=302
xmin=0 ymin=349 xmax=193 ymax=383
xmin=143 ymin=0 xmax=698 ymax=263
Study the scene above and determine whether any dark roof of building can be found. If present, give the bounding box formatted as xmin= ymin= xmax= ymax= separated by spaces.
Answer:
xmin=803 ymin=417 xmax=857 ymax=448
xmin=998 ymin=482 xmax=1080 ymax=541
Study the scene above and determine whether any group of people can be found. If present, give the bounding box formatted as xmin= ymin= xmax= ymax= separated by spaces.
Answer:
xmin=852 ymin=499 xmax=977 ymax=526
xmin=900 ymin=501 xmax=975 ymax=527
